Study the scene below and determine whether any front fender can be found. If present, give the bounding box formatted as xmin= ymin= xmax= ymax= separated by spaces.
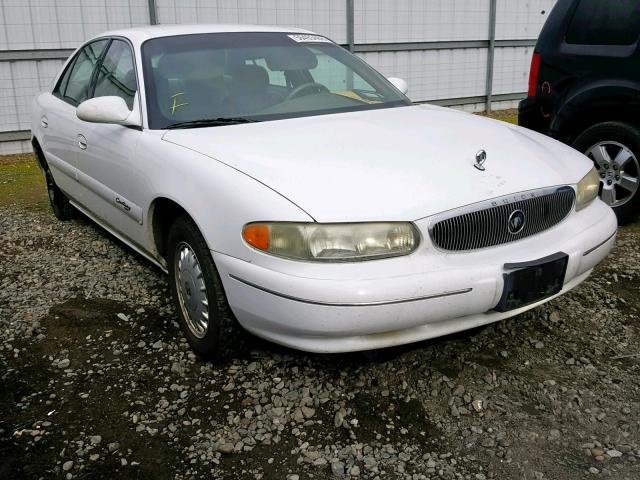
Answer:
xmin=138 ymin=134 xmax=313 ymax=262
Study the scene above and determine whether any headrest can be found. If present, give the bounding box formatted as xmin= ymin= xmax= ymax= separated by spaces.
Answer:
xmin=265 ymin=46 xmax=317 ymax=71
xmin=231 ymin=64 xmax=269 ymax=93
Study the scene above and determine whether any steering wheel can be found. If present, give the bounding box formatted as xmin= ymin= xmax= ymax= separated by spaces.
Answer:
xmin=285 ymin=82 xmax=330 ymax=101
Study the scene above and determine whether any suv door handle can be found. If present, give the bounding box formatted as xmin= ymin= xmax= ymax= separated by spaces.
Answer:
xmin=77 ymin=135 xmax=87 ymax=150
xmin=40 ymin=116 xmax=48 ymax=128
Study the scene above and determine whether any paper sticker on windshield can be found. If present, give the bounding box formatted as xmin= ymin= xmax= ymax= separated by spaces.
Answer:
xmin=288 ymin=34 xmax=333 ymax=44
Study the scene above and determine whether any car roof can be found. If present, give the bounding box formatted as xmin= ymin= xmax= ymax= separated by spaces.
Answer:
xmin=97 ymin=24 xmax=317 ymax=47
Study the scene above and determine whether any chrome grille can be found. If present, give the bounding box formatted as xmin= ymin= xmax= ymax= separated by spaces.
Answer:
xmin=429 ymin=187 xmax=576 ymax=251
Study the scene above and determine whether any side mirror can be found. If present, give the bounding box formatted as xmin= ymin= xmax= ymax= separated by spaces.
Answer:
xmin=387 ymin=77 xmax=409 ymax=95
xmin=76 ymin=96 xmax=140 ymax=126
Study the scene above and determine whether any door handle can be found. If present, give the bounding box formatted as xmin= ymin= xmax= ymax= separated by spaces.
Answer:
xmin=77 ymin=135 xmax=87 ymax=150
xmin=40 ymin=117 xmax=48 ymax=128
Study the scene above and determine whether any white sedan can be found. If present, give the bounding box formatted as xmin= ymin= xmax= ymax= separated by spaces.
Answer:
xmin=31 ymin=25 xmax=617 ymax=357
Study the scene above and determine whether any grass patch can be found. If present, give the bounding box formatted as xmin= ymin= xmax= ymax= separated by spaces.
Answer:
xmin=0 ymin=153 xmax=47 ymax=209
xmin=478 ymin=108 xmax=518 ymax=125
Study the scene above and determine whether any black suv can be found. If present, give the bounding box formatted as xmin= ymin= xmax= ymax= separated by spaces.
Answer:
xmin=519 ymin=0 xmax=640 ymax=224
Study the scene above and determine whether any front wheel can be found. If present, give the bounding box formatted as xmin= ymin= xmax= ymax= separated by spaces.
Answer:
xmin=572 ymin=121 xmax=640 ymax=225
xmin=166 ymin=216 xmax=245 ymax=359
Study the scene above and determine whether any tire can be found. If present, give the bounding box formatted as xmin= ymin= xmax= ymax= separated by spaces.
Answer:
xmin=44 ymin=166 xmax=75 ymax=221
xmin=166 ymin=216 xmax=247 ymax=360
xmin=572 ymin=121 xmax=640 ymax=225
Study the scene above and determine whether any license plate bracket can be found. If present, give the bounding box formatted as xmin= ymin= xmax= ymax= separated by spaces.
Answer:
xmin=494 ymin=252 xmax=568 ymax=313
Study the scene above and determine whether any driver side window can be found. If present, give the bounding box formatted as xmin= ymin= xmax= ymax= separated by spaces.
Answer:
xmin=93 ymin=39 xmax=137 ymax=109
xmin=54 ymin=39 xmax=108 ymax=106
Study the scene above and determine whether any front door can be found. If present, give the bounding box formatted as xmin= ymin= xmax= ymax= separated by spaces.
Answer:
xmin=75 ymin=39 xmax=148 ymax=244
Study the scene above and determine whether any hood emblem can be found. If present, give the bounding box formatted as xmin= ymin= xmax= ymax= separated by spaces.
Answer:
xmin=475 ymin=150 xmax=487 ymax=171
xmin=508 ymin=210 xmax=526 ymax=235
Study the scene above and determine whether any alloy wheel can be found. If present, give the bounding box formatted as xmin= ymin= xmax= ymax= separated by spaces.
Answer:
xmin=586 ymin=141 xmax=639 ymax=207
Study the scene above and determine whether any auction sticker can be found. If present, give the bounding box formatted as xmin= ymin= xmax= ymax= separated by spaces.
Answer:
xmin=288 ymin=34 xmax=333 ymax=43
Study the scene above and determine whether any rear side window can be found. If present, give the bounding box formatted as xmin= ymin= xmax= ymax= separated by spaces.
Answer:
xmin=566 ymin=0 xmax=640 ymax=46
xmin=55 ymin=39 xmax=108 ymax=105
xmin=93 ymin=39 xmax=137 ymax=109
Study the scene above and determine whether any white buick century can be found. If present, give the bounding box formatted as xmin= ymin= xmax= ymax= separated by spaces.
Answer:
xmin=31 ymin=25 xmax=617 ymax=357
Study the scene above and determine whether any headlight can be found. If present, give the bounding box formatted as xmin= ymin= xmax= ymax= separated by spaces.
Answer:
xmin=576 ymin=167 xmax=600 ymax=211
xmin=242 ymin=222 xmax=419 ymax=262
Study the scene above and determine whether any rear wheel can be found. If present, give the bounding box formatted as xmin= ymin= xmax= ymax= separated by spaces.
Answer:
xmin=44 ymin=167 xmax=75 ymax=221
xmin=167 ymin=216 xmax=246 ymax=359
xmin=572 ymin=121 xmax=640 ymax=224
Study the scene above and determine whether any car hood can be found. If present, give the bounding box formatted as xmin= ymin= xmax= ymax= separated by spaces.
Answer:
xmin=162 ymin=104 xmax=592 ymax=222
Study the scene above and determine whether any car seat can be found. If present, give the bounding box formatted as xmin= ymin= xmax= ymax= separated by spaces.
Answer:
xmin=155 ymin=53 xmax=226 ymax=120
xmin=224 ymin=64 xmax=283 ymax=115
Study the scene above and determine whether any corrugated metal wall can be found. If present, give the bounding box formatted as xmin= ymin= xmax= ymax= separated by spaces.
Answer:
xmin=156 ymin=0 xmax=348 ymax=42
xmin=0 ymin=0 xmax=556 ymax=155
xmin=494 ymin=0 xmax=553 ymax=95
xmin=0 ymin=0 xmax=150 ymax=49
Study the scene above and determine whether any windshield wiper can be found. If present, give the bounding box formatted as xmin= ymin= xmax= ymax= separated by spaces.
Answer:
xmin=165 ymin=117 xmax=259 ymax=129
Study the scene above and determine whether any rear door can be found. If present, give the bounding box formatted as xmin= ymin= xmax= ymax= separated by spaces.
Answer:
xmin=41 ymin=40 xmax=108 ymax=198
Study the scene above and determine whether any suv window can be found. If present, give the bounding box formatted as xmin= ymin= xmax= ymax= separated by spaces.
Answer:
xmin=93 ymin=39 xmax=137 ymax=109
xmin=55 ymin=39 xmax=108 ymax=105
xmin=566 ymin=0 xmax=640 ymax=46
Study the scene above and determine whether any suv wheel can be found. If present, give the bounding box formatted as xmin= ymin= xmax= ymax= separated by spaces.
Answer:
xmin=44 ymin=167 xmax=75 ymax=221
xmin=167 ymin=216 xmax=246 ymax=359
xmin=572 ymin=121 xmax=640 ymax=224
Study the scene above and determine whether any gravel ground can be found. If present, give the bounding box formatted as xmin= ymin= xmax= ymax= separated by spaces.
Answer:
xmin=1 ymin=152 xmax=640 ymax=480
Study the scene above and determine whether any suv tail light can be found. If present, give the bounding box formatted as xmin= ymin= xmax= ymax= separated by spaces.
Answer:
xmin=527 ymin=52 xmax=542 ymax=97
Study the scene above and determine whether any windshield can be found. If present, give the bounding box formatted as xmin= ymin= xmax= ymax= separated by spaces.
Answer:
xmin=141 ymin=32 xmax=411 ymax=129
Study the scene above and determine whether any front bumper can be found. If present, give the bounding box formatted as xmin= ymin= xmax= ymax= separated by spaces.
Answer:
xmin=214 ymin=200 xmax=617 ymax=353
